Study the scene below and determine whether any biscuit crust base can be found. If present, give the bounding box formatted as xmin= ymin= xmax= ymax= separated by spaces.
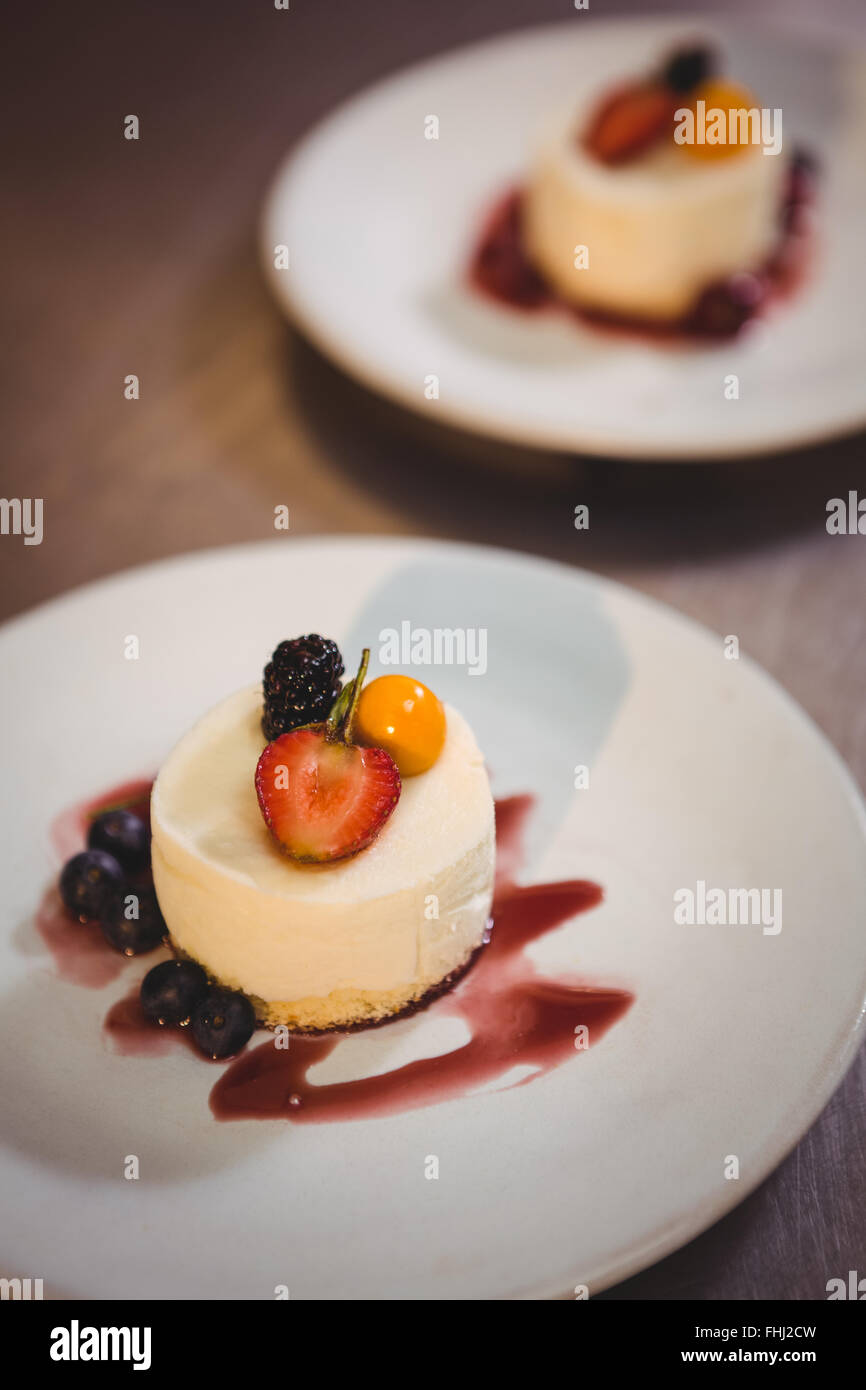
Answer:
xmin=168 ymin=930 xmax=490 ymax=1035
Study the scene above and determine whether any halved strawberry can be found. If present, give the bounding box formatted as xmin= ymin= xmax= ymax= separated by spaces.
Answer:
xmin=583 ymin=82 xmax=675 ymax=164
xmin=255 ymin=646 xmax=401 ymax=863
xmin=256 ymin=727 xmax=401 ymax=863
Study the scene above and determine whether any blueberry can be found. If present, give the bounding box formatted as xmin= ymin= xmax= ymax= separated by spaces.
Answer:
xmin=59 ymin=849 xmax=125 ymax=921
xmin=662 ymin=45 xmax=716 ymax=94
xmin=786 ymin=146 xmax=819 ymax=209
xmin=100 ymin=885 xmax=167 ymax=956
xmin=88 ymin=809 xmax=150 ymax=874
xmin=690 ymin=273 xmax=766 ymax=337
xmin=191 ymin=988 xmax=256 ymax=1059
xmin=140 ymin=959 xmax=209 ymax=1026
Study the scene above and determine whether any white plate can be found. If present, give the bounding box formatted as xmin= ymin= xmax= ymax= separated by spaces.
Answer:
xmin=262 ymin=17 xmax=866 ymax=459
xmin=2 ymin=537 xmax=865 ymax=1300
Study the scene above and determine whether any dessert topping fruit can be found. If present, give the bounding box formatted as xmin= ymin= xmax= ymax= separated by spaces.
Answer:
xmin=59 ymin=849 xmax=125 ymax=922
xmin=355 ymin=674 xmax=447 ymax=777
xmin=681 ymin=78 xmax=759 ymax=161
xmin=191 ymin=987 xmax=256 ymax=1060
xmin=100 ymin=884 xmax=167 ymax=956
xmin=262 ymin=634 xmax=345 ymax=742
xmin=87 ymin=808 xmax=150 ymax=874
xmin=583 ymin=82 xmax=675 ymax=165
xmin=139 ymin=961 xmax=256 ymax=1059
xmin=661 ymin=44 xmax=715 ymax=94
xmin=583 ymin=45 xmax=750 ymax=165
xmin=789 ymin=146 xmax=819 ymax=204
xmin=472 ymin=191 xmax=552 ymax=308
xmin=140 ymin=959 xmax=209 ymax=1026
xmin=256 ymin=647 xmax=401 ymax=862
xmin=56 ymin=791 xmax=167 ymax=957
xmin=782 ymin=146 xmax=819 ymax=233
xmin=689 ymin=271 xmax=766 ymax=336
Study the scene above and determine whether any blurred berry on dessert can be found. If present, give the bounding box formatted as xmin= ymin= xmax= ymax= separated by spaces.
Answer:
xmin=662 ymin=44 xmax=716 ymax=94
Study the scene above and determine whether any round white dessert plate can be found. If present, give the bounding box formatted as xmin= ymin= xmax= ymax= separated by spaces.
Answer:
xmin=2 ymin=537 xmax=866 ymax=1300
xmin=262 ymin=17 xmax=866 ymax=459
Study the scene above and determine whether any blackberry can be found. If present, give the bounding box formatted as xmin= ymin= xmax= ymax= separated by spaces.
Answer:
xmin=262 ymin=634 xmax=344 ymax=741
xmin=662 ymin=45 xmax=715 ymax=94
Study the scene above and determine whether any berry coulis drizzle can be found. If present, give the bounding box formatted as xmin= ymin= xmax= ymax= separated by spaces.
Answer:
xmin=44 ymin=782 xmax=633 ymax=1123
xmin=105 ymin=990 xmax=201 ymax=1058
xmin=211 ymin=794 xmax=632 ymax=1123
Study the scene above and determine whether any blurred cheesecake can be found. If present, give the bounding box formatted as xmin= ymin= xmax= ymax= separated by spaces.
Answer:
xmin=524 ymin=102 xmax=787 ymax=323
xmin=472 ymin=43 xmax=810 ymax=336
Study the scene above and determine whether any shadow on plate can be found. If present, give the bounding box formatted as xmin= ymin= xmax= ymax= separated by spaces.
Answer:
xmin=0 ymin=956 xmax=285 ymax=1184
xmin=281 ymin=326 xmax=866 ymax=571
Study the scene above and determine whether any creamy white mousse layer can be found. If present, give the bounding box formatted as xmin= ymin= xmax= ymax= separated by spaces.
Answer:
xmin=523 ymin=105 xmax=787 ymax=321
xmin=150 ymin=686 xmax=495 ymax=1028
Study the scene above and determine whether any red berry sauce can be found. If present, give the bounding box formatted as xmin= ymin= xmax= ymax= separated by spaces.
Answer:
xmin=104 ymin=989 xmax=202 ymax=1058
xmin=41 ymin=780 xmax=634 ymax=1124
xmin=210 ymin=794 xmax=633 ymax=1123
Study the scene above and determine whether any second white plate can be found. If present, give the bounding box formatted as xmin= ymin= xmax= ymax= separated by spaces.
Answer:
xmin=262 ymin=16 xmax=866 ymax=459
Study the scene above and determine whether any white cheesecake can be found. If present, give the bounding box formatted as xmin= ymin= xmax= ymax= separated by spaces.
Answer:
xmin=150 ymin=686 xmax=495 ymax=1031
xmin=523 ymin=103 xmax=787 ymax=322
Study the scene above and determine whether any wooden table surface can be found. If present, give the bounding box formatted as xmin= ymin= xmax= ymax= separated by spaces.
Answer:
xmin=2 ymin=0 xmax=865 ymax=1300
